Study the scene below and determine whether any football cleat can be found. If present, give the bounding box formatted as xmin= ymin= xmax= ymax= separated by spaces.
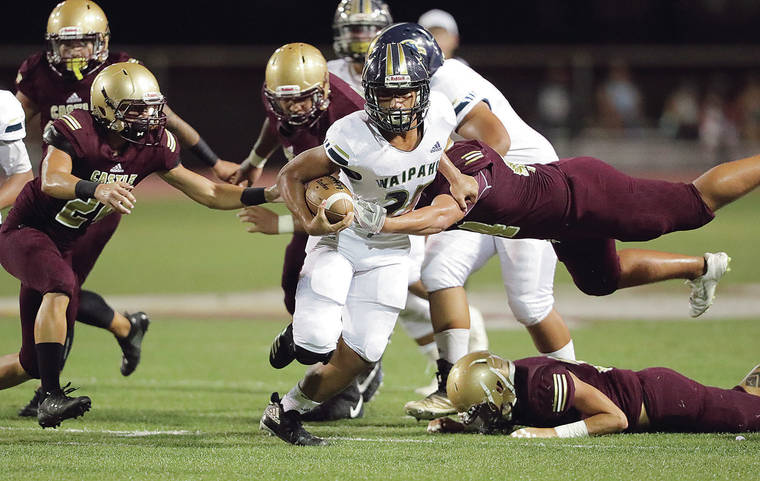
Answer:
xmin=687 ymin=252 xmax=730 ymax=317
xmin=118 ymin=311 xmax=150 ymax=376
xmin=302 ymin=382 xmax=364 ymax=422
xmin=260 ymin=393 xmax=328 ymax=446
xmin=269 ymin=323 xmax=296 ymax=369
xmin=18 ymin=386 xmax=45 ymax=417
xmin=404 ymin=359 xmax=456 ymax=420
xmin=357 ymin=360 xmax=383 ymax=403
xmin=37 ymin=383 xmax=91 ymax=429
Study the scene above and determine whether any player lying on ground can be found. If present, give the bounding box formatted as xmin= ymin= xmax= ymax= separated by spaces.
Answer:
xmin=354 ymin=139 xmax=753 ymax=318
xmin=0 ymin=62 xmax=268 ymax=428
xmin=428 ymin=350 xmax=760 ymax=436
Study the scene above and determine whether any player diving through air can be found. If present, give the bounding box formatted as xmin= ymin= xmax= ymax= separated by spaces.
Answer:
xmin=353 ymin=138 xmax=759 ymax=318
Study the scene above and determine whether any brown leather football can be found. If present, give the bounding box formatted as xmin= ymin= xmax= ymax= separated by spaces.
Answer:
xmin=304 ymin=175 xmax=354 ymax=223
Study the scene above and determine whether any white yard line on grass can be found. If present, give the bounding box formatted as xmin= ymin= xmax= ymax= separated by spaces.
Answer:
xmin=0 ymin=426 xmax=200 ymax=437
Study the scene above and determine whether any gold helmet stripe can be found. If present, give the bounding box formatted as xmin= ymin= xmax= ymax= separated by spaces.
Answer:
xmin=397 ymin=44 xmax=408 ymax=75
xmin=385 ymin=44 xmax=393 ymax=77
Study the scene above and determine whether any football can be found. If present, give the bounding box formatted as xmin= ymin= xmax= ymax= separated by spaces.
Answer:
xmin=304 ymin=175 xmax=354 ymax=223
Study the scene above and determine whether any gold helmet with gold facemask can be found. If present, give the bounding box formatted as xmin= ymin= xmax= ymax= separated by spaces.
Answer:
xmin=91 ymin=62 xmax=167 ymax=145
xmin=447 ymin=351 xmax=518 ymax=430
xmin=46 ymin=0 xmax=110 ymax=80
xmin=333 ymin=0 xmax=393 ymax=63
xmin=264 ymin=43 xmax=330 ymax=127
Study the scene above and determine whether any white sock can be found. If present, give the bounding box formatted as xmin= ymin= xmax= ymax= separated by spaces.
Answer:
xmin=418 ymin=341 xmax=439 ymax=364
xmin=434 ymin=328 xmax=469 ymax=364
xmin=543 ymin=339 xmax=576 ymax=361
xmin=280 ymin=383 xmax=321 ymax=414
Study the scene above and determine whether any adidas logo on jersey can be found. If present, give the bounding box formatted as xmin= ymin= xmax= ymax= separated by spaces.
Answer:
xmin=430 ymin=141 xmax=442 ymax=153
xmin=66 ymin=92 xmax=83 ymax=103
xmin=110 ymin=163 xmax=124 ymax=173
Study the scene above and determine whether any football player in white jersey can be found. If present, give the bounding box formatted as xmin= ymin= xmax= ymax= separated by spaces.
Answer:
xmin=367 ymin=24 xmax=577 ymax=421
xmin=259 ymin=43 xmax=477 ymax=445
xmin=0 ymin=90 xmax=34 ymax=222
xmin=327 ymin=0 xmax=392 ymax=95
xmin=323 ymin=1 xmax=489 ymax=395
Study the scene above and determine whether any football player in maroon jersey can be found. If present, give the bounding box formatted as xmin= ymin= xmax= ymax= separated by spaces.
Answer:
xmin=355 ymin=139 xmax=760 ymax=318
xmin=0 ymin=62 xmax=269 ymax=428
xmin=428 ymin=351 xmax=760 ymax=437
xmin=13 ymin=0 xmax=240 ymax=416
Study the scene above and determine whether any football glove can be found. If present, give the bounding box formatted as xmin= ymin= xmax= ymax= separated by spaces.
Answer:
xmin=352 ymin=197 xmax=387 ymax=235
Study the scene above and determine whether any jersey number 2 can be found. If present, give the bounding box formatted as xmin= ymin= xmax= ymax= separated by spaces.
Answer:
xmin=55 ymin=198 xmax=112 ymax=229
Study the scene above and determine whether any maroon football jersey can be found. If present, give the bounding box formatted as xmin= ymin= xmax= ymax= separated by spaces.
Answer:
xmin=512 ymin=357 xmax=644 ymax=431
xmin=7 ymin=109 xmax=179 ymax=249
xmin=418 ymin=140 xmax=713 ymax=242
xmin=15 ymin=51 xmax=135 ymax=144
xmin=262 ymin=73 xmax=364 ymax=156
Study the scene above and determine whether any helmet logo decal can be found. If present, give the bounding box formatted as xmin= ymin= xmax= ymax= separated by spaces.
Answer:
xmin=275 ymin=85 xmax=302 ymax=95
xmin=400 ymin=38 xmax=426 ymax=56
xmin=58 ymin=26 xmax=84 ymax=38
xmin=142 ymin=92 xmax=163 ymax=104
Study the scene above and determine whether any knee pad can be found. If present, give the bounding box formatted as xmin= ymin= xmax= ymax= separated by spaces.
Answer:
xmin=294 ymin=345 xmax=334 ymax=365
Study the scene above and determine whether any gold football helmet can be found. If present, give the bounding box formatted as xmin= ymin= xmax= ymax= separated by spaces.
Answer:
xmin=264 ymin=43 xmax=330 ymax=127
xmin=91 ymin=62 xmax=167 ymax=145
xmin=46 ymin=0 xmax=110 ymax=80
xmin=447 ymin=351 xmax=517 ymax=423
xmin=333 ymin=0 xmax=393 ymax=62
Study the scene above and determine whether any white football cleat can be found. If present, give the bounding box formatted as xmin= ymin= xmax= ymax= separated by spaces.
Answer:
xmin=687 ymin=252 xmax=730 ymax=318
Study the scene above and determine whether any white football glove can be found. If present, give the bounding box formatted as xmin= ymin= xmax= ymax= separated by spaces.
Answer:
xmin=352 ymin=197 xmax=386 ymax=235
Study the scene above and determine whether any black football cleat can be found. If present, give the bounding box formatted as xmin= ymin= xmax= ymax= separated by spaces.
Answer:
xmin=269 ymin=323 xmax=296 ymax=369
xmin=260 ymin=392 xmax=328 ymax=446
xmin=18 ymin=386 xmax=45 ymax=417
xmin=37 ymin=383 xmax=91 ymax=429
xmin=118 ymin=311 xmax=150 ymax=376
xmin=302 ymin=382 xmax=364 ymax=422
xmin=357 ymin=360 xmax=383 ymax=403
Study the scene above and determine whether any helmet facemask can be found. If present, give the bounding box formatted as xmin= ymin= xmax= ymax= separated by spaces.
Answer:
xmin=46 ymin=28 xmax=109 ymax=80
xmin=98 ymin=90 xmax=167 ymax=145
xmin=363 ymin=43 xmax=430 ymax=134
xmin=264 ymin=84 xmax=328 ymax=128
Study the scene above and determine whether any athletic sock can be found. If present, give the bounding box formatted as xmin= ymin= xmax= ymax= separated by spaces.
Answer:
xmin=281 ymin=383 xmax=321 ymax=414
xmin=418 ymin=341 xmax=439 ymax=364
xmin=543 ymin=339 xmax=576 ymax=361
xmin=77 ymin=290 xmax=115 ymax=329
xmin=434 ymin=328 xmax=469 ymax=365
xmin=35 ymin=342 xmax=64 ymax=393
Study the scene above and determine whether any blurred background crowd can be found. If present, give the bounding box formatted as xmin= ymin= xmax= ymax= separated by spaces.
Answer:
xmin=2 ymin=0 xmax=759 ymax=174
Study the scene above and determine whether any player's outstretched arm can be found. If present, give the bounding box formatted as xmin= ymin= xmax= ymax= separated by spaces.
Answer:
xmin=163 ymin=105 xmax=238 ymax=182
xmin=159 ymin=164 xmax=275 ymax=210
xmin=510 ymin=373 xmax=628 ymax=439
xmin=231 ymin=118 xmax=282 ymax=187
xmin=381 ymin=193 xmax=464 ymax=235
xmin=456 ymin=101 xmax=511 ymax=157
xmin=41 ymin=146 xmax=135 ymax=214
xmin=238 ymin=205 xmax=305 ymax=234
xmin=277 ymin=146 xmax=351 ymax=236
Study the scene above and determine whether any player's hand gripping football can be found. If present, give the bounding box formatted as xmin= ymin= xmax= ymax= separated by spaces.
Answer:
xmin=304 ymin=201 xmax=354 ymax=236
xmin=448 ymin=174 xmax=479 ymax=211
xmin=352 ymin=197 xmax=387 ymax=235
xmin=238 ymin=205 xmax=279 ymax=234
xmin=95 ymin=181 xmax=136 ymax=214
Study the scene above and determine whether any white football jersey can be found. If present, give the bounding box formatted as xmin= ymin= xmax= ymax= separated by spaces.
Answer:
xmin=326 ymin=59 xmax=364 ymax=97
xmin=323 ymin=91 xmax=456 ymax=248
xmin=0 ymin=90 xmax=32 ymax=223
xmin=431 ymin=59 xmax=558 ymax=165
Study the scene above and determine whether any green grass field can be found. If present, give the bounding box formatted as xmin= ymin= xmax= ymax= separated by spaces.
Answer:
xmin=1 ymin=190 xmax=759 ymax=480
xmin=0 ymin=318 xmax=758 ymax=481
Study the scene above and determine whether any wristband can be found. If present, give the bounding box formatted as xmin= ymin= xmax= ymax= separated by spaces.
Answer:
xmin=74 ymin=180 xmax=99 ymax=200
xmin=246 ymin=151 xmax=269 ymax=168
xmin=190 ymin=137 xmax=219 ymax=167
xmin=554 ymin=420 xmax=589 ymax=438
xmin=277 ymin=215 xmax=294 ymax=234
xmin=240 ymin=187 xmax=267 ymax=206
